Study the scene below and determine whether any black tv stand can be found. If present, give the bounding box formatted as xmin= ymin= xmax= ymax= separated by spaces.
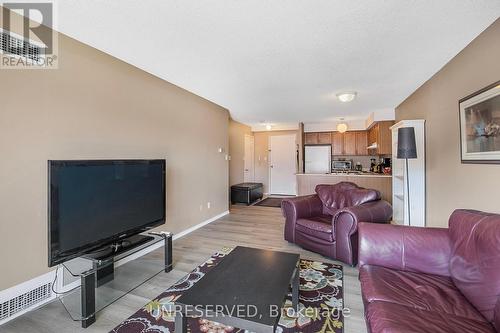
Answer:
xmin=57 ymin=232 xmax=173 ymax=328
xmin=84 ymin=234 xmax=154 ymax=261
xmin=83 ymin=235 xmax=156 ymax=287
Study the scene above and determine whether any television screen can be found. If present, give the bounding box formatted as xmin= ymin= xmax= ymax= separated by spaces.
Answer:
xmin=48 ymin=159 xmax=166 ymax=266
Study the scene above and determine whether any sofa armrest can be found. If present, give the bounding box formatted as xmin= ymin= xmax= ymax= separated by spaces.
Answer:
xmin=334 ymin=200 xmax=393 ymax=235
xmin=281 ymin=195 xmax=323 ymax=242
xmin=358 ymin=222 xmax=451 ymax=277
xmin=332 ymin=200 xmax=392 ymax=265
xmin=281 ymin=194 xmax=323 ymax=219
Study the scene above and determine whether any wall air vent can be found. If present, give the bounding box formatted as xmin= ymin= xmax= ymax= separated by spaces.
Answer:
xmin=0 ymin=282 xmax=52 ymax=323
xmin=0 ymin=29 xmax=43 ymax=62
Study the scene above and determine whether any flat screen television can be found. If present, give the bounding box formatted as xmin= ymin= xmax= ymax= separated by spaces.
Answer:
xmin=48 ymin=159 xmax=166 ymax=266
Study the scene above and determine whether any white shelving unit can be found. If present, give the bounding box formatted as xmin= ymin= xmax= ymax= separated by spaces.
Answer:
xmin=391 ymin=120 xmax=426 ymax=227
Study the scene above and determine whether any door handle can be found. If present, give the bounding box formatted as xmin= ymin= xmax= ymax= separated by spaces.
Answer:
xmin=270 ymin=165 xmax=274 ymax=168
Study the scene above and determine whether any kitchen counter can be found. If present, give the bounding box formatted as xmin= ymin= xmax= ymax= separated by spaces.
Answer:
xmin=296 ymin=173 xmax=392 ymax=203
xmin=297 ymin=172 xmax=392 ymax=177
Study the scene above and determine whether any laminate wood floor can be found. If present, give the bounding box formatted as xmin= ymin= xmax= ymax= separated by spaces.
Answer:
xmin=2 ymin=205 xmax=367 ymax=333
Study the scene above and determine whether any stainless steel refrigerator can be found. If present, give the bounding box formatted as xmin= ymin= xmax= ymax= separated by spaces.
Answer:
xmin=304 ymin=145 xmax=332 ymax=174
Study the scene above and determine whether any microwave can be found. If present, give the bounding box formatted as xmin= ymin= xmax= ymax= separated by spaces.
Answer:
xmin=332 ymin=160 xmax=353 ymax=171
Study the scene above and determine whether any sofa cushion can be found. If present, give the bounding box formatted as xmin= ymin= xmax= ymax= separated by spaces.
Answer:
xmin=448 ymin=209 xmax=500 ymax=323
xmin=360 ymin=265 xmax=487 ymax=322
xmin=315 ymin=182 xmax=380 ymax=215
xmin=495 ymin=299 xmax=500 ymax=332
xmin=296 ymin=215 xmax=334 ymax=241
xmin=365 ymin=301 xmax=496 ymax=333
xmin=493 ymin=300 xmax=500 ymax=332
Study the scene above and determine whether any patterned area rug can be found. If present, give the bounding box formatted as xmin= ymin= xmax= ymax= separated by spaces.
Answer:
xmin=110 ymin=247 xmax=344 ymax=333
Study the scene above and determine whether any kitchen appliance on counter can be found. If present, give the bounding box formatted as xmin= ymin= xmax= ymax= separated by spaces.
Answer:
xmin=331 ymin=159 xmax=353 ymax=172
xmin=371 ymin=157 xmax=392 ymax=174
xmin=305 ymin=145 xmax=332 ymax=173
xmin=383 ymin=157 xmax=392 ymax=174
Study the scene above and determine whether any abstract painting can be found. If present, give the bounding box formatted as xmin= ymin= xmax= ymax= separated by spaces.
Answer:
xmin=460 ymin=81 xmax=500 ymax=163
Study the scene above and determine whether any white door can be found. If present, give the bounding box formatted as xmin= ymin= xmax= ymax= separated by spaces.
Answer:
xmin=244 ymin=134 xmax=255 ymax=182
xmin=269 ymin=134 xmax=297 ymax=195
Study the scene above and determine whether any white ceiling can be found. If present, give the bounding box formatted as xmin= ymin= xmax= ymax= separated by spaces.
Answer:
xmin=54 ymin=1 xmax=500 ymax=130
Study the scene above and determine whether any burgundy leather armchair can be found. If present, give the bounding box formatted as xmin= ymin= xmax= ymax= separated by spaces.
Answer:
xmin=281 ymin=182 xmax=392 ymax=265
xmin=359 ymin=209 xmax=500 ymax=333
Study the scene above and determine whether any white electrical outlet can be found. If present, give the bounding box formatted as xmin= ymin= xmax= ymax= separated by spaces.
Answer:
xmin=207 ymin=202 xmax=211 ymax=209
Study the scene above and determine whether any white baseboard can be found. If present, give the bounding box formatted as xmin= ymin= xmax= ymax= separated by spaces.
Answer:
xmin=172 ymin=210 xmax=229 ymax=240
xmin=0 ymin=270 xmax=57 ymax=325
xmin=0 ymin=210 xmax=229 ymax=326
xmin=116 ymin=210 xmax=229 ymax=267
xmin=0 ymin=270 xmax=55 ymax=304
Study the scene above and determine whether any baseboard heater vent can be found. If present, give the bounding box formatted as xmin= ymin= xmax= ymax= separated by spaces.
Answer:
xmin=0 ymin=282 xmax=52 ymax=322
xmin=0 ymin=29 xmax=43 ymax=62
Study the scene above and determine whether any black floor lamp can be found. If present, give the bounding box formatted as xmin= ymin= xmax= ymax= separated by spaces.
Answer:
xmin=397 ymin=127 xmax=417 ymax=226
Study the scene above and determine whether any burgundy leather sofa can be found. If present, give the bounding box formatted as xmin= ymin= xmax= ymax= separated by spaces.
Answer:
xmin=359 ymin=209 xmax=500 ymax=333
xmin=281 ymin=182 xmax=392 ymax=265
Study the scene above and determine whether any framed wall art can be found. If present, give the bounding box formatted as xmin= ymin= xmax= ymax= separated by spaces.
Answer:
xmin=459 ymin=80 xmax=500 ymax=164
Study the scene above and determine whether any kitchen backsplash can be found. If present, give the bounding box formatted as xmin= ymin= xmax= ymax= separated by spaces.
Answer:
xmin=333 ymin=155 xmax=391 ymax=171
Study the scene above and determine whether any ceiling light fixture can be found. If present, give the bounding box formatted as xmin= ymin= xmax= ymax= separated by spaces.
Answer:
xmin=337 ymin=123 xmax=348 ymax=133
xmin=265 ymin=124 xmax=272 ymax=131
xmin=336 ymin=91 xmax=357 ymax=103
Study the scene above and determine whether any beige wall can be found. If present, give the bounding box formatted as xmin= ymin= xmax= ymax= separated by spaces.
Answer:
xmin=0 ymin=31 xmax=229 ymax=290
xmin=396 ymin=19 xmax=500 ymax=227
xmin=254 ymin=130 xmax=300 ymax=193
xmin=228 ymin=120 xmax=252 ymax=186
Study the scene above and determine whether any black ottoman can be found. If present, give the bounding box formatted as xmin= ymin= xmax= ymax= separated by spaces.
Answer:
xmin=231 ymin=183 xmax=263 ymax=205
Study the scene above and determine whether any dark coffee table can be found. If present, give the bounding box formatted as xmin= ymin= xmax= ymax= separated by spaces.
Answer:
xmin=175 ymin=246 xmax=300 ymax=333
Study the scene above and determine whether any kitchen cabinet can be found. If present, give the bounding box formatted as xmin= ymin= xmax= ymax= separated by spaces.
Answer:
xmin=356 ymin=131 xmax=368 ymax=155
xmin=368 ymin=126 xmax=378 ymax=148
xmin=378 ymin=121 xmax=393 ymax=155
xmin=318 ymin=132 xmax=332 ymax=144
xmin=334 ymin=131 xmax=368 ymax=156
xmin=368 ymin=121 xmax=394 ymax=155
xmin=343 ymin=132 xmax=357 ymax=155
xmin=305 ymin=124 xmax=392 ymax=156
xmin=332 ymin=132 xmax=344 ymax=155
xmin=305 ymin=132 xmax=331 ymax=145
xmin=305 ymin=132 xmax=318 ymax=144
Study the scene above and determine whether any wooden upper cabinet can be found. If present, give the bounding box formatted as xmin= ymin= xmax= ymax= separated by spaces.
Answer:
xmin=355 ymin=131 xmax=368 ymax=155
xmin=318 ymin=132 xmax=332 ymax=144
xmin=368 ymin=125 xmax=378 ymax=146
xmin=343 ymin=132 xmax=357 ymax=155
xmin=377 ymin=121 xmax=394 ymax=155
xmin=305 ymin=126 xmax=387 ymax=156
xmin=305 ymin=132 xmax=319 ymax=144
xmin=305 ymin=132 xmax=331 ymax=144
xmin=367 ymin=121 xmax=394 ymax=155
xmin=332 ymin=132 xmax=344 ymax=155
